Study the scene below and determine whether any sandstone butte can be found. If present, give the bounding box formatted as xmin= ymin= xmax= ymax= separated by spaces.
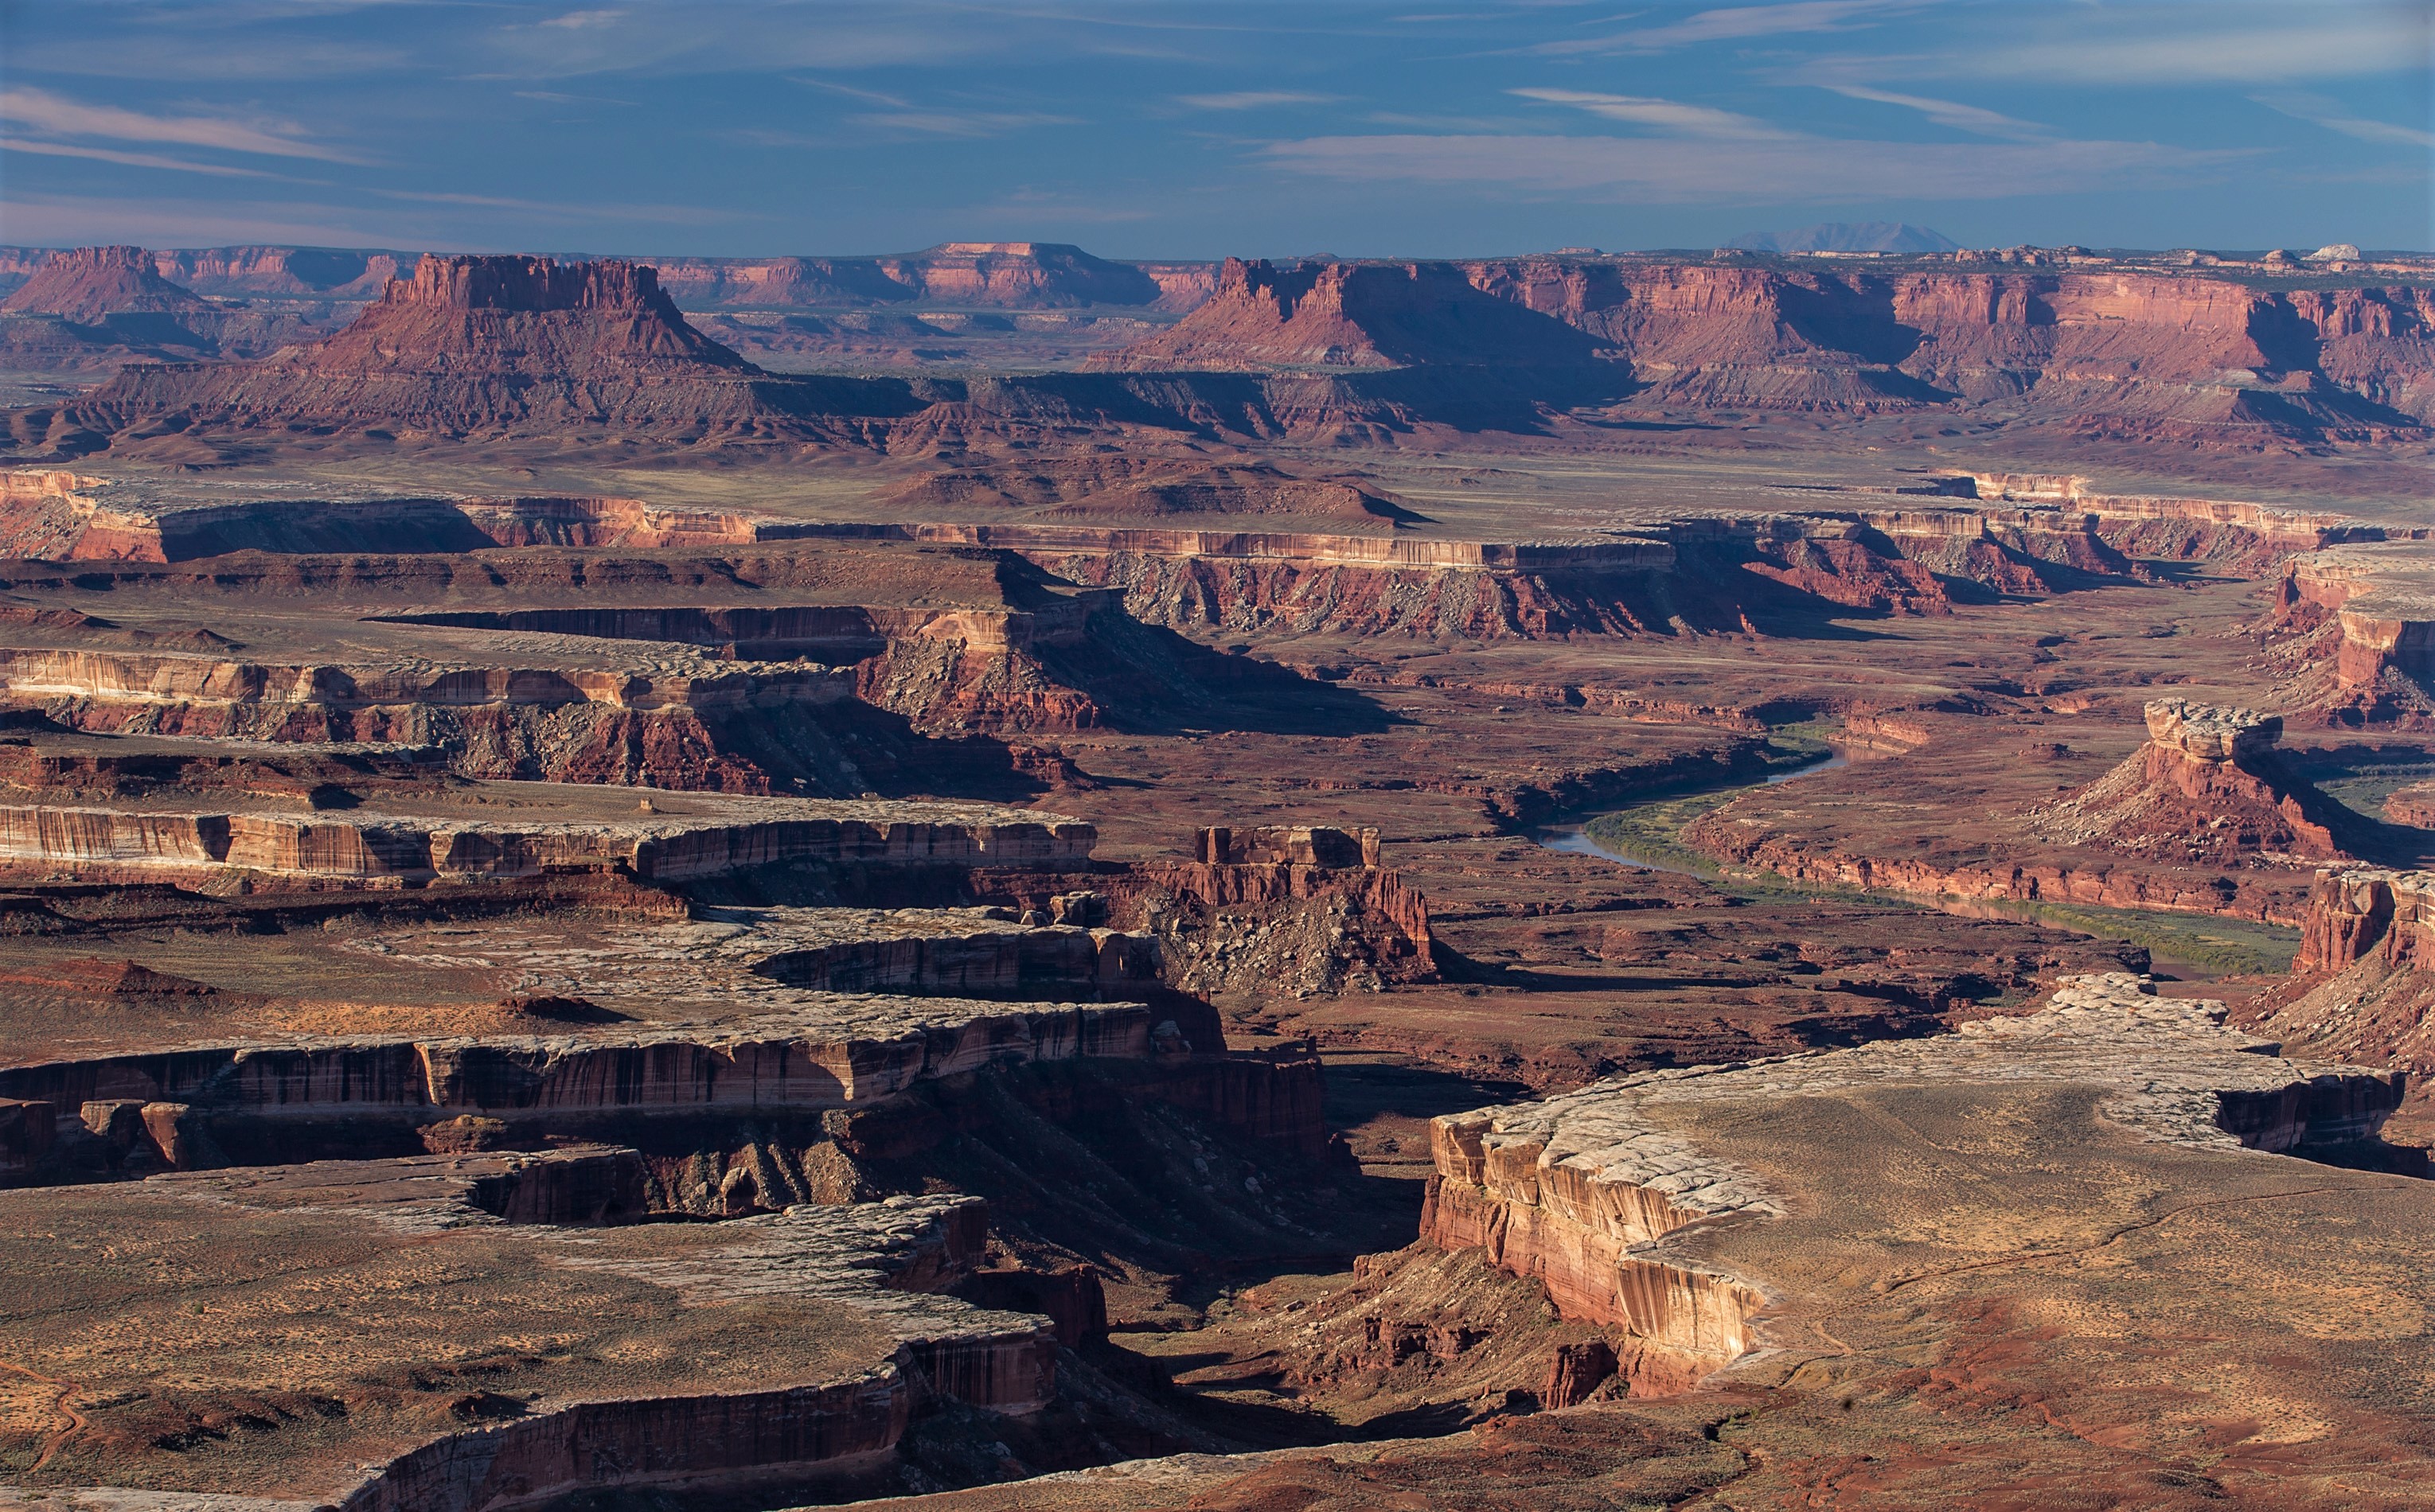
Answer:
xmin=0 ymin=228 xmax=2429 ymax=1511
xmin=4 ymin=244 xmax=2432 ymax=460
xmin=0 ymin=244 xmax=213 ymax=324
xmin=0 ymin=244 xmax=325 ymax=373
xmin=0 ymin=240 xmax=1215 ymax=312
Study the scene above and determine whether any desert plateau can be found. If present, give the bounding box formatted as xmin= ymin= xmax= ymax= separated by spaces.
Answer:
xmin=0 ymin=4 xmax=2431 ymax=1509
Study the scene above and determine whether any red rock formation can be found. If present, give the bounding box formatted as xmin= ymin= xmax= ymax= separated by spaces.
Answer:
xmin=646 ymin=242 xmax=1169 ymax=310
xmin=2031 ymin=699 xmax=2343 ymax=863
xmin=150 ymin=245 xmax=413 ymax=301
xmin=0 ymin=799 xmax=1093 ymax=888
xmin=33 ymin=255 xmax=932 ymax=454
xmin=2390 ymin=781 xmax=2435 ymax=828
xmin=884 ymin=457 xmax=1420 ymax=525
xmin=0 ymin=247 xmax=330 ymax=372
xmin=2294 ymin=867 xmax=2435 ymax=973
xmin=1099 ymin=258 xmax=1614 ymax=372
xmin=1460 ymin=259 xmax=2432 ymax=438
xmin=2270 ymin=542 xmax=2435 ymax=722
xmin=1 ymin=245 xmax=211 ymax=322
xmin=1541 ymin=1340 xmax=1620 ymax=1408
xmin=295 ymin=254 xmax=749 ymax=376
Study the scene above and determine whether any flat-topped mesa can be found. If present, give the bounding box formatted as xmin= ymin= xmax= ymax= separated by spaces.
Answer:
xmin=0 ymin=244 xmax=211 ymax=322
xmin=1097 ymin=256 xmax=1616 ymax=372
xmin=0 ymin=1167 xmax=1063 ymax=1507
xmin=2145 ymin=697 xmax=2282 ymax=764
xmin=2272 ymin=540 xmax=2435 ymax=719
xmin=285 ymin=253 xmax=755 ymax=376
xmin=2030 ymin=697 xmax=2343 ymax=863
xmin=35 ymin=255 xmax=924 ymax=454
xmin=898 ymin=240 xmax=1162 ymax=307
xmin=1197 ymin=824 xmax=1381 ymax=868
xmin=0 ymin=482 xmax=790 ymax=561
xmin=2296 ymin=867 xmax=2435 ymax=972
xmin=0 ymin=652 xmax=868 ymax=794
xmin=1422 ymin=972 xmax=2404 ymax=1390
xmin=0 ymin=996 xmax=1173 ymax=1182
xmin=1461 ymin=263 xmax=2435 ymax=441
xmin=0 ymin=791 xmax=1092 ymax=889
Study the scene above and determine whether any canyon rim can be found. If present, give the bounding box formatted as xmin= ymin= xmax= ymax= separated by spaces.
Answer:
xmin=1 ymin=3 xmax=2432 ymax=1509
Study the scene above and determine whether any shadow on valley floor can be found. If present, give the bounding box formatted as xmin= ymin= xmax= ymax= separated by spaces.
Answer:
xmin=1039 ymin=610 xmax=1405 ymax=737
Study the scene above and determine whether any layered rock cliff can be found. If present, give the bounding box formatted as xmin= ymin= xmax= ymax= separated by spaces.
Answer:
xmin=0 ymin=245 xmax=329 ymax=371
xmin=33 ymin=255 xmax=927 ymax=453
xmin=0 ymin=792 xmax=1091 ymax=888
xmin=1 ymin=244 xmax=213 ymax=324
xmin=1457 ymin=259 xmax=2432 ymax=438
xmin=2270 ymin=540 xmax=2435 ymax=723
xmin=1422 ymin=973 xmax=2404 ymax=1391
xmin=2031 ymin=699 xmax=2346 ymax=863
xmin=2234 ymin=868 xmax=2435 ymax=1120
xmin=1098 ymin=257 xmax=1617 ymax=372
xmin=2295 ymin=867 xmax=2435 ymax=973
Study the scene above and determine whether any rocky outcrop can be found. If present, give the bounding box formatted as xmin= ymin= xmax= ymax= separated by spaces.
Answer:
xmin=1126 ymin=826 xmax=1435 ymax=995
xmin=12 ymin=249 xmax=2431 ymax=450
xmin=22 ymin=255 xmax=933 ymax=455
xmin=2271 ymin=540 xmax=2435 ymax=722
xmin=646 ymin=242 xmax=1172 ymax=310
xmin=0 ymin=644 xmax=911 ymax=793
xmin=1 ymin=245 xmax=212 ymax=323
xmin=2235 ymin=869 xmax=2435 ymax=1101
xmin=2 ymin=241 xmax=1208 ymax=314
xmin=2295 ymin=867 xmax=2435 ymax=972
xmin=1684 ymin=820 xmax=2316 ymax=923
xmin=0 ymin=793 xmax=1090 ymax=888
xmin=1461 ymin=260 xmax=2433 ymax=438
xmin=793 ymin=512 xmax=2136 ymax=643
xmin=0 ymin=997 xmax=1165 ymax=1153
xmin=1197 ymin=824 xmax=1383 ymax=867
xmin=150 ymin=244 xmax=416 ymax=300
xmin=0 ymin=247 xmax=330 ymax=372
xmin=1098 ymin=258 xmax=1617 ymax=372
xmin=303 ymin=254 xmax=752 ymax=376
xmin=40 ymin=1160 xmax=1064 ymax=1510
xmin=2029 ymin=699 xmax=2343 ymax=863
xmin=1423 ymin=974 xmax=2404 ymax=1387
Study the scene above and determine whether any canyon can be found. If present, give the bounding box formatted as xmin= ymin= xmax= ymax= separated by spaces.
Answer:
xmin=0 ymin=236 xmax=2427 ymax=1510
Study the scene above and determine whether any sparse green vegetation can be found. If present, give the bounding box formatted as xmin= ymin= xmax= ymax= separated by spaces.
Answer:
xmin=1575 ymin=740 xmax=2302 ymax=976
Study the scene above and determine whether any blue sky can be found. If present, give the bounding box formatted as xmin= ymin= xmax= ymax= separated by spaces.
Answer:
xmin=0 ymin=0 xmax=2427 ymax=258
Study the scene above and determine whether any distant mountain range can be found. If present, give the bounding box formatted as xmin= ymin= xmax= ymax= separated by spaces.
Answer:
xmin=1726 ymin=223 xmax=1963 ymax=255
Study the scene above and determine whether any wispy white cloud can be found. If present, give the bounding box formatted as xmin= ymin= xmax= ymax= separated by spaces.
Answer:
xmin=1177 ymin=91 xmax=1339 ymax=110
xmin=848 ymin=109 xmax=1079 ymax=138
xmin=1824 ymin=84 xmax=2048 ymax=142
xmin=1533 ymin=0 xmax=1918 ymax=57
xmin=540 ymin=9 xmax=625 ymax=29
xmin=0 ymin=192 xmax=426 ymax=250
xmin=797 ymin=80 xmax=915 ymax=108
xmin=1512 ymin=87 xmax=1796 ymax=140
xmin=2254 ymin=91 xmax=2435 ymax=150
xmin=371 ymin=189 xmax=745 ymax=224
xmin=0 ymin=87 xmax=363 ymax=163
xmin=0 ymin=138 xmax=287 ymax=178
xmin=1974 ymin=10 xmax=2432 ymax=84
xmin=513 ymin=89 xmax=638 ymax=107
xmin=726 ymin=127 xmax=829 ymax=150
xmin=1264 ymin=131 xmax=2244 ymax=204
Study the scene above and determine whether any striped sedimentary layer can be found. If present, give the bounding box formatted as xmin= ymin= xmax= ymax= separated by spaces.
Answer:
xmin=1422 ymin=974 xmax=2402 ymax=1383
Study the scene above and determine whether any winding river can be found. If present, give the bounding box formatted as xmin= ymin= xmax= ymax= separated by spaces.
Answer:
xmin=1537 ymin=750 xmax=1850 ymax=873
